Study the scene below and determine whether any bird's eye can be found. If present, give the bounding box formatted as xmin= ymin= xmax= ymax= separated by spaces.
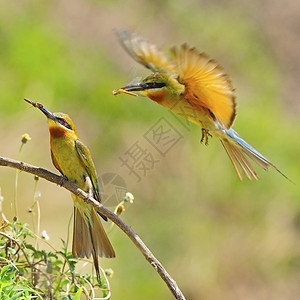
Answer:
xmin=146 ymin=82 xmax=166 ymax=89
xmin=57 ymin=117 xmax=72 ymax=130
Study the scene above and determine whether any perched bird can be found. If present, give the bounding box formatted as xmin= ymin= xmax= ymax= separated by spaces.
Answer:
xmin=113 ymin=30 xmax=289 ymax=181
xmin=24 ymin=98 xmax=115 ymax=280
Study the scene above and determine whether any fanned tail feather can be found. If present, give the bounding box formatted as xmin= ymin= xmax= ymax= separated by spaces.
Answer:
xmin=220 ymin=128 xmax=291 ymax=181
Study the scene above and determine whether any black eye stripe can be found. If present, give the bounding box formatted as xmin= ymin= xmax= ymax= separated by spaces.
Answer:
xmin=144 ymin=82 xmax=166 ymax=89
xmin=56 ymin=117 xmax=72 ymax=130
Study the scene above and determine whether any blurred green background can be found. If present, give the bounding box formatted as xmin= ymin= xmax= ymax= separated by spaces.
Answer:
xmin=1 ymin=1 xmax=300 ymax=299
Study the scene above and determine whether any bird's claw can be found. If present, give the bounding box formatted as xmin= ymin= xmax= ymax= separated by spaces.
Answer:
xmin=200 ymin=128 xmax=212 ymax=145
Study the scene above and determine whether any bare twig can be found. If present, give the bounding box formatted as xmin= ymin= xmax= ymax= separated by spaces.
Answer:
xmin=0 ymin=156 xmax=186 ymax=300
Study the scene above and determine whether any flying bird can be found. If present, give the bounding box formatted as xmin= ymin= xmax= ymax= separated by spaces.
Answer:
xmin=113 ymin=30 xmax=289 ymax=181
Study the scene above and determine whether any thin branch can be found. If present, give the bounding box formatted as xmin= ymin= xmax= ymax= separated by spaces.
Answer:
xmin=0 ymin=156 xmax=186 ymax=300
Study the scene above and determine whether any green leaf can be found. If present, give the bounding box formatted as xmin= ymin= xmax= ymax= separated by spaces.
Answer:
xmin=73 ymin=286 xmax=83 ymax=300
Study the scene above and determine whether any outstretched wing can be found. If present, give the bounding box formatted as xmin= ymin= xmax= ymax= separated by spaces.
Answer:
xmin=115 ymin=29 xmax=176 ymax=74
xmin=75 ymin=140 xmax=101 ymax=203
xmin=171 ymin=44 xmax=236 ymax=129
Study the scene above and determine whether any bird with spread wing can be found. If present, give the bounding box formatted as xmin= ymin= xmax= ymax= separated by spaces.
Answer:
xmin=113 ymin=30 xmax=290 ymax=181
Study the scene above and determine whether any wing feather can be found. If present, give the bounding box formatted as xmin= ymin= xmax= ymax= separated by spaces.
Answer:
xmin=115 ymin=30 xmax=176 ymax=74
xmin=171 ymin=44 xmax=236 ymax=129
xmin=75 ymin=140 xmax=101 ymax=203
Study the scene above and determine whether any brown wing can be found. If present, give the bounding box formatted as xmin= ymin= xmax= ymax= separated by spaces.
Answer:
xmin=171 ymin=44 xmax=236 ymax=129
xmin=115 ymin=30 xmax=176 ymax=74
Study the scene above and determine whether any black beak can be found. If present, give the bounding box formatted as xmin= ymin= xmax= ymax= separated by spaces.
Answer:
xmin=119 ymin=81 xmax=166 ymax=92
xmin=120 ymin=83 xmax=145 ymax=92
xmin=24 ymin=98 xmax=56 ymax=122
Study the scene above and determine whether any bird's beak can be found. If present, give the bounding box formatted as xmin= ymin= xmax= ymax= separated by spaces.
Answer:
xmin=121 ymin=83 xmax=145 ymax=91
xmin=24 ymin=98 xmax=56 ymax=121
xmin=112 ymin=83 xmax=145 ymax=96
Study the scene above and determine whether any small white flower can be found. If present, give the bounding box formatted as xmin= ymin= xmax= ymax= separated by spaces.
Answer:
xmin=41 ymin=230 xmax=50 ymax=241
xmin=124 ymin=192 xmax=134 ymax=203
